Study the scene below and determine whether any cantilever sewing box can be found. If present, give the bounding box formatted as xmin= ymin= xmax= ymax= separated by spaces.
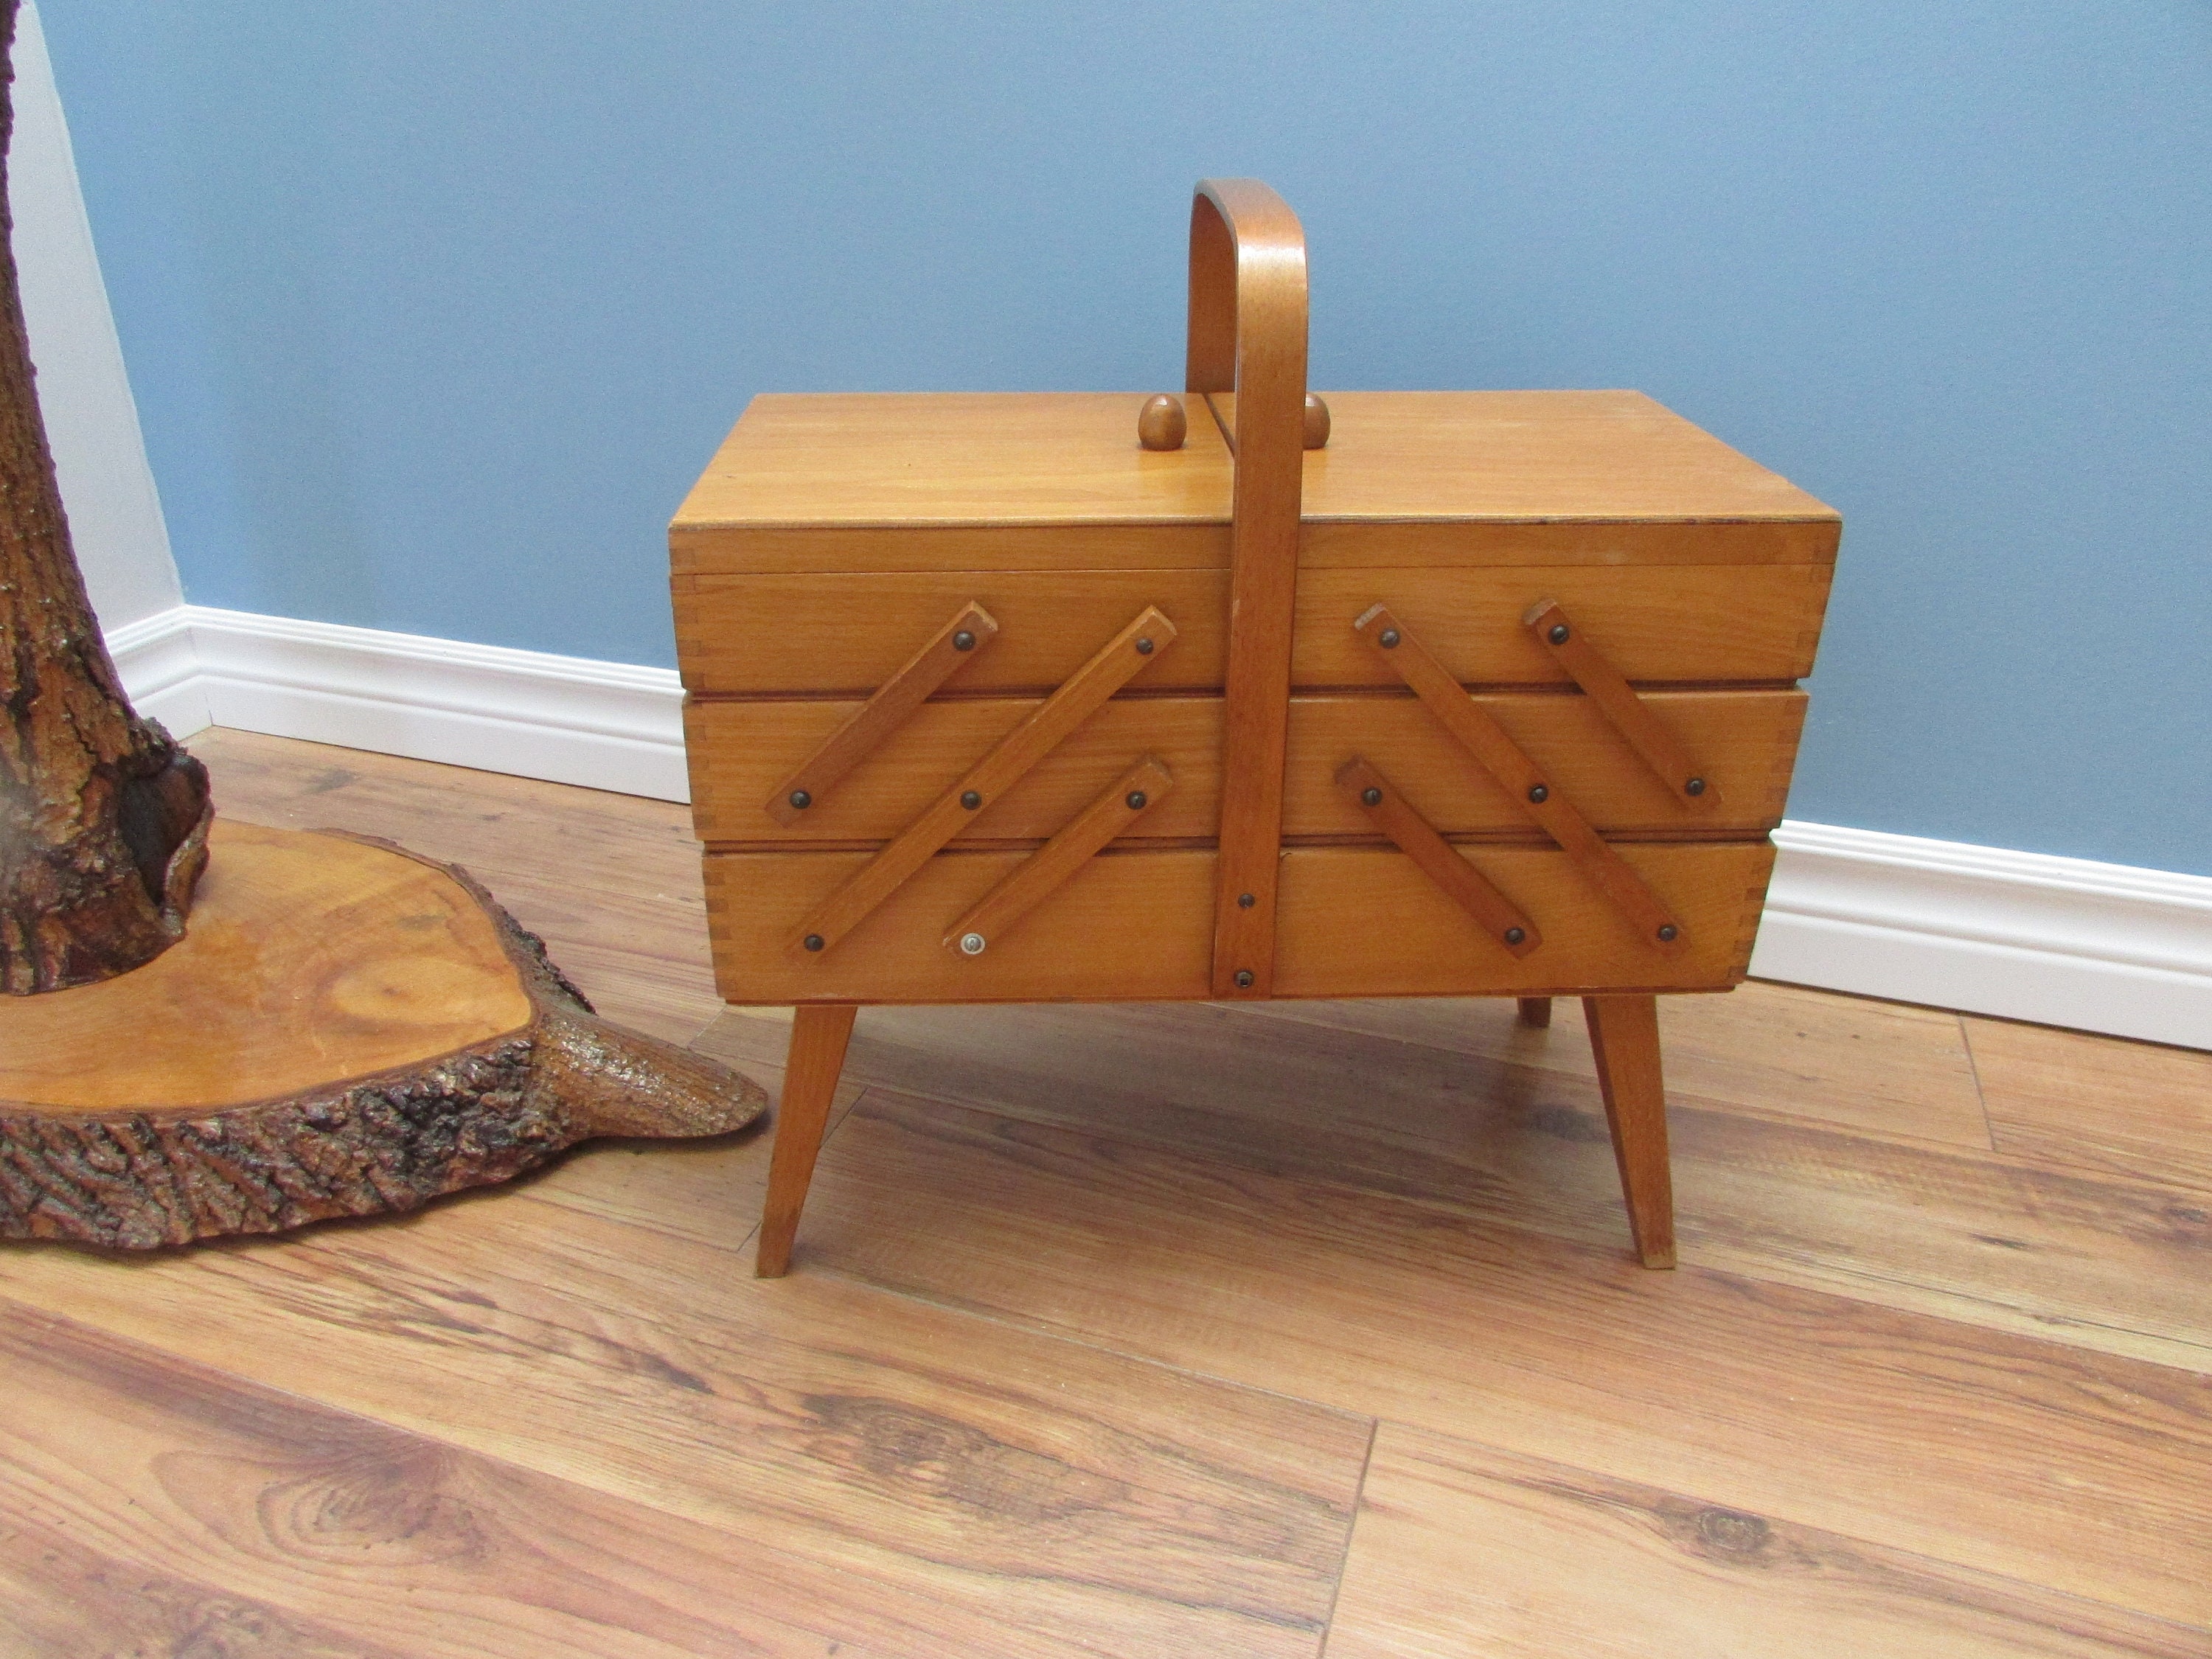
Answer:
xmin=669 ymin=181 xmax=1838 ymax=1276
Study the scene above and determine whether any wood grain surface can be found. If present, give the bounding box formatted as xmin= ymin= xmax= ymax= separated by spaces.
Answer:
xmin=789 ymin=604 xmax=1178 ymax=953
xmin=0 ymin=819 xmax=529 ymax=1110
xmin=0 ymin=1194 xmax=1368 ymax=1658
xmin=673 ymin=562 xmax=1832 ymax=691
xmin=1326 ymin=1425 xmax=2208 ymax=1659
xmin=703 ymin=840 xmax=1773 ymax=1004
xmin=671 ymin=389 xmax=1835 ymax=545
xmin=793 ymin=1092 xmax=2212 ymax=1627
xmin=1209 ymin=389 xmax=1840 ymax=527
xmin=1183 ymin=180 xmax=1312 ymax=998
xmin=687 ymin=688 xmax=1804 ymax=846
xmin=7 ymin=728 xmax=2203 ymax=1656
xmin=1967 ymin=1015 xmax=2212 ymax=1192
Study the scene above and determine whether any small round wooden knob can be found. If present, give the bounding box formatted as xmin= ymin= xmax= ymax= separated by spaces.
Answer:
xmin=1138 ymin=394 xmax=1186 ymax=451
xmin=1303 ymin=392 xmax=1331 ymax=450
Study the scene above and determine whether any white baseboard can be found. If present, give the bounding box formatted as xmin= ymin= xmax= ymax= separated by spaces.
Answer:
xmin=106 ymin=604 xmax=689 ymax=801
xmin=1751 ymin=824 xmax=2211 ymax=1049
xmin=105 ymin=604 xmax=2211 ymax=1050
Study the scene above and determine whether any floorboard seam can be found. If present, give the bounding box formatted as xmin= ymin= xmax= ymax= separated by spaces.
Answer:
xmin=804 ymin=1093 xmax=2212 ymax=1425
xmin=1340 ymin=1411 xmax=2212 ymax=1650
xmin=1315 ymin=1417 xmax=1381 ymax=1659
xmin=1958 ymin=1012 xmax=2000 ymax=1151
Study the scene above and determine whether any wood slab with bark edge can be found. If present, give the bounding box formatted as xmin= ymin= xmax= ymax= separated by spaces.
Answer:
xmin=0 ymin=819 xmax=765 ymax=1248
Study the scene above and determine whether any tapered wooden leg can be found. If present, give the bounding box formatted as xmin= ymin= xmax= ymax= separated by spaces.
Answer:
xmin=756 ymin=1003 xmax=858 ymax=1278
xmin=1516 ymin=996 xmax=1554 ymax=1028
xmin=1581 ymin=994 xmax=1676 ymax=1269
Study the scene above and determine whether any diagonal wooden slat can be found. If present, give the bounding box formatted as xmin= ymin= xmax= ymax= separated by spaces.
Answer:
xmin=1354 ymin=603 xmax=1685 ymax=953
xmin=945 ymin=756 xmax=1173 ymax=958
xmin=1524 ymin=597 xmax=1722 ymax=813
xmin=790 ymin=606 xmax=1177 ymax=955
xmin=763 ymin=600 xmax=998 ymax=827
xmin=1335 ymin=757 xmax=1540 ymax=958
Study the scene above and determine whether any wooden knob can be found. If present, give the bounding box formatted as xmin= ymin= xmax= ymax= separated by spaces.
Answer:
xmin=1138 ymin=394 xmax=1186 ymax=451
xmin=1303 ymin=392 xmax=1331 ymax=450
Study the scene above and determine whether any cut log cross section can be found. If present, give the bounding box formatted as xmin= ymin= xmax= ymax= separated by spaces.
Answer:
xmin=0 ymin=821 xmax=765 ymax=1248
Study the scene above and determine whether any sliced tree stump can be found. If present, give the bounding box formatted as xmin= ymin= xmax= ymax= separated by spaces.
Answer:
xmin=0 ymin=819 xmax=766 ymax=1248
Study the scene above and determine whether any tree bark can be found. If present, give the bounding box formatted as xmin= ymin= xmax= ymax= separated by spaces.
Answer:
xmin=0 ymin=0 xmax=211 ymax=993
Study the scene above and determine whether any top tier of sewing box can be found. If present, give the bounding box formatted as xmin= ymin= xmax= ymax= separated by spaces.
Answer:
xmin=671 ymin=181 xmax=1838 ymax=1009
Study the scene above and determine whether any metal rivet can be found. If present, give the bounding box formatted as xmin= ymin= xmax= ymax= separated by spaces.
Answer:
xmin=1378 ymin=628 xmax=1401 ymax=649
xmin=1361 ymin=786 xmax=1382 ymax=807
xmin=1685 ymin=777 xmax=1706 ymax=797
xmin=1237 ymin=891 xmax=1256 ymax=908
xmin=1528 ymin=784 xmax=1548 ymax=804
xmin=961 ymin=790 xmax=982 ymax=810
xmin=802 ymin=933 xmax=825 ymax=952
xmin=1234 ymin=969 xmax=1255 ymax=989
xmin=1125 ymin=790 xmax=1147 ymax=810
xmin=959 ymin=932 xmax=987 ymax=956
xmin=953 ymin=629 xmax=976 ymax=651
xmin=1135 ymin=637 xmax=1155 ymax=655
xmin=788 ymin=789 xmax=812 ymax=810
xmin=1657 ymin=924 xmax=1678 ymax=942
xmin=1548 ymin=623 xmax=1570 ymax=644
xmin=1504 ymin=926 xmax=1526 ymax=945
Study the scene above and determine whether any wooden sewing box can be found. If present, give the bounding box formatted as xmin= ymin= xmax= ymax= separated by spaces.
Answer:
xmin=671 ymin=181 xmax=1838 ymax=1276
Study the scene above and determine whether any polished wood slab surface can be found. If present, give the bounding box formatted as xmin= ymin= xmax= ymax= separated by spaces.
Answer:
xmin=5 ymin=727 xmax=2204 ymax=1655
xmin=0 ymin=820 xmax=530 ymax=1110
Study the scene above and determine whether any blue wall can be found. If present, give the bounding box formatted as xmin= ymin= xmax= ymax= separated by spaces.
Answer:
xmin=41 ymin=2 xmax=2212 ymax=873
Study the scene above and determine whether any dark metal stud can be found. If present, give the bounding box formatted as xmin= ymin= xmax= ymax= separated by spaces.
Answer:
xmin=961 ymin=790 xmax=982 ymax=810
xmin=1527 ymin=784 xmax=1548 ymax=804
xmin=803 ymin=933 xmax=825 ymax=952
xmin=1360 ymin=786 xmax=1382 ymax=807
xmin=788 ymin=789 xmax=812 ymax=810
xmin=1378 ymin=628 xmax=1401 ymax=649
xmin=1234 ymin=969 xmax=1255 ymax=989
xmin=1135 ymin=637 xmax=1155 ymax=655
xmin=953 ymin=629 xmax=976 ymax=651
xmin=1548 ymin=623 xmax=1570 ymax=644
xmin=1685 ymin=777 xmax=1706 ymax=797
xmin=1657 ymin=924 xmax=1678 ymax=942
xmin=1237 ymin=891 xmax=1256 ymax=908
xmin=1126 ymin=790 xmax=1147 ymax=810
xmin=1504 ymin=926 xmax=1526 ymax=945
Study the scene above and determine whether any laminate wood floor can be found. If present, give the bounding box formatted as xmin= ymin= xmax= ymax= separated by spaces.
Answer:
xmin=4 ymin=728 xmax=2205 ymax=1658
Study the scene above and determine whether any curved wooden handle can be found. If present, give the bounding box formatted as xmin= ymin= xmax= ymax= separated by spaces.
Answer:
xmin=1189 ymin=180 xmax=1310 ymax=996
xmin=1186 ymin=179 xmax=1310 ymax=470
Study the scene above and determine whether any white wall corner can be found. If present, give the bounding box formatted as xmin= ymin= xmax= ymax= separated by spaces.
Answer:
xmin=102 ymin=605 xmax=207 ymax=737
xmin=13 ymin=0 xmax=186 ymax=630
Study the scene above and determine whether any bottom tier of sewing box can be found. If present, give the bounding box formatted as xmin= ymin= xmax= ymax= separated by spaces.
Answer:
xmin=698 ymin=840 xmax=1775 ymax=1005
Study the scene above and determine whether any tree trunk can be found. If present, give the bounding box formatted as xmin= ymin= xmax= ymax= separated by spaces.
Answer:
xmin=0 ymin=0 xmax=211 ymax=992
